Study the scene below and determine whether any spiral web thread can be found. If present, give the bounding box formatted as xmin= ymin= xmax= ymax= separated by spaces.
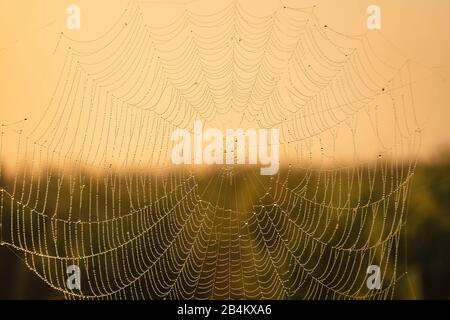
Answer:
xmin=0 ymin=0 xmax=421 ymax=299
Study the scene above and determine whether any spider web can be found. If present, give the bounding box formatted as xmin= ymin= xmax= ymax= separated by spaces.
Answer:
xmin=0 ymin=0 xmax=421 ymax=299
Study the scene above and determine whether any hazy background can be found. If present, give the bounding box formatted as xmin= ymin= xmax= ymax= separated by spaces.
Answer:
xmin=1 ymin=0 xmax=449 ymax=158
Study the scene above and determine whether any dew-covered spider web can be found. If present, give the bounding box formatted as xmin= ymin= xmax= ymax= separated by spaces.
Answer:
xmin=0 ymin=0 xmax=421 ymax=299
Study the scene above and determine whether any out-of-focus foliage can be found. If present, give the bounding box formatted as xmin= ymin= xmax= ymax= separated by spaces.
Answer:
xmin=0 ymin=156 xmax=449 ymax=300
xmin=400 ymin=155 xmax=450 ymax=299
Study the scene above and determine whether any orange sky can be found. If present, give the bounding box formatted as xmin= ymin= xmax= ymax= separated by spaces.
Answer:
xmin=0 ymin=0 xmax=449 ymax=169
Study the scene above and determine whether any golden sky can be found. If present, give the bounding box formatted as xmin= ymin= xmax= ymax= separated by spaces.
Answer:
xmin=0 ymin=0 xmax=449 ymax=168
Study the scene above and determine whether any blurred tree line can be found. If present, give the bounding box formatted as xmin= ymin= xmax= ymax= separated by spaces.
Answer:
xmin=0 ymin=155 xmax=449 ymax=300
